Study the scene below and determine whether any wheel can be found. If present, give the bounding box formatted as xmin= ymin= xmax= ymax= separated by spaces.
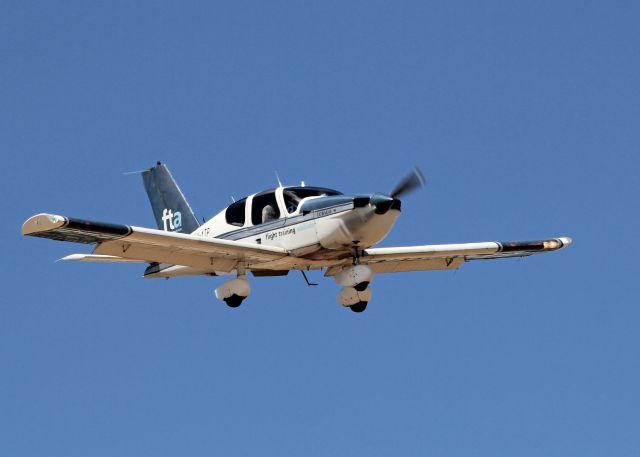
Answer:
xmin=349 ymin=301 xmax=368 ymax=313
xmin=224 ymin=294 xmax=244 ymax=308
xmin=354 ymin=281 xmax=370 ymax=292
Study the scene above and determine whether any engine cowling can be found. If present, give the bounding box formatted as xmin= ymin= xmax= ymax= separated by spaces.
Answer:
xmin=215 ymin=277 xmax=251 ymax=301
xmin=337 ymin=286 xmax=372 ymax=307
xmin=335 ymin=265 xmax=374 ymax=290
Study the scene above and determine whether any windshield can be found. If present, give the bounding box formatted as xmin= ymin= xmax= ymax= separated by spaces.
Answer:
xmin=282 ymin=186 xmax=342 ymax=214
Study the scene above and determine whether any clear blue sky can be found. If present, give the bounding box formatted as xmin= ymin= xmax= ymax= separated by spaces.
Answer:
xmin=2 ymin=1 xmax=638 ymax=456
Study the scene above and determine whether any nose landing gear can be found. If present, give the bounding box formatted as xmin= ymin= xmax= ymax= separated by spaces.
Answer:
xmin=336 ymin=264 xmax=374 ymax=313
xmin=337 ymin=285 xmax=371 ymax=312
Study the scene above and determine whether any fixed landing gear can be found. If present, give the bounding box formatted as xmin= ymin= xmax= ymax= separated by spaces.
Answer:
xmin=335 ymin=264 xmax=374 ymax=313
xmin=215 ymin=276 xmax=250 ymax=308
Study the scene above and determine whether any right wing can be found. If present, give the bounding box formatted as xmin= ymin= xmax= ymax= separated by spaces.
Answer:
xmin=22 ymin=213 xmax=288 ymax=273
xmin=325 ymin=238 xmax=572 ymax=275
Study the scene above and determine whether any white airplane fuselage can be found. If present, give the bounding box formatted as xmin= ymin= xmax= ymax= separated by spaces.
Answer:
xmin=194 ymin=187 xmax=400 ymax=259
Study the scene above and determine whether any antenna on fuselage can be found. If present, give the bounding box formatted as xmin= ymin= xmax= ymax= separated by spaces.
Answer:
xmin=230 ymin=195 xmax=236 ymax=202
xmin=123 ymin=160 xmax=162 ymax=175
xmin=275 ymin=171 xmax=283 ymax=188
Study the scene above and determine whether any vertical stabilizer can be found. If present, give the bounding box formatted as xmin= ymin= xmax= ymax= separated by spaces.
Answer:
xmin=141 ymin=162 xmax=200 ymax=233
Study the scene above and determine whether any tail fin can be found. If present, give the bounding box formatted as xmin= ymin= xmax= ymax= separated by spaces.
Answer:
xmin=141 ymin=162 xmax=200 ymax=233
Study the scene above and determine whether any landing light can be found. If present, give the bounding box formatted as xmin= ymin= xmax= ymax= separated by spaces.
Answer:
xmin=543 ymin=240 xmax=561 ymax=250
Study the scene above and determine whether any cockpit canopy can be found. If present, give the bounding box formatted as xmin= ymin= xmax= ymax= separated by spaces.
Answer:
xmin=282 ymin=187 xmax=342 ymax=214
xmin=224 ymin=186 xmax=342 ymax=227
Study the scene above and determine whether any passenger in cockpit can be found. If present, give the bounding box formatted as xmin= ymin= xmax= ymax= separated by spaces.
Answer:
xmin=262 ymin=204 xmax=277 ymax=224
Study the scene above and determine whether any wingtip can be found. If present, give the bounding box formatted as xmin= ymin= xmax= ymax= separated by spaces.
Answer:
xmin=22 ymin=213 xmax=67 ymax=236
xmin=557 ymin=237 xmax=573 ymax=248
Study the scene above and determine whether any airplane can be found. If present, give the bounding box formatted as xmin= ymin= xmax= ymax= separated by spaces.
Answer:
xmin=22 ymin=162 xmax=571 ymax=313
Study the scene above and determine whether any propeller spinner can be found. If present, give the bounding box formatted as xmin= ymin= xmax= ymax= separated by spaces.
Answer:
xmin=356 ymin=167 xmax=426 ymax=215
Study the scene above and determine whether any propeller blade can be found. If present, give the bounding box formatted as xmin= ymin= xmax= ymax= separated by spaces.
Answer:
xmin=390 ymin=167 xmax=426 ymax=199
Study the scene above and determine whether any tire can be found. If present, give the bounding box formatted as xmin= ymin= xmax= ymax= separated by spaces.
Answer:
xmin=224 ymin=294 xmax=244 ymax=308
xmin=349 ymin=301 xmax=368 ymax=313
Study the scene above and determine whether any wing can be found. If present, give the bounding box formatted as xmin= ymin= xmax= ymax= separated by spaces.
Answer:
xmin=22 ymin=213 xmax=288 ymax=274
xmin=325 ymin=238 xmax=572 ymax=275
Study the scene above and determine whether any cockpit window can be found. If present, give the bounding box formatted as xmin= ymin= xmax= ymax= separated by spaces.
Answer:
xmin=225 ymin=198 xmax=247 ymax=227
xmin=282 ymin=186 xmax=342 ymax=214
xmin=251 ymin=191 xmax=281 ymax=225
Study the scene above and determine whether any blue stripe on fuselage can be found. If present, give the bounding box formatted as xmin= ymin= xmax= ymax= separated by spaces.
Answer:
xmin=215 ymin=201 xmax=353 ymax=241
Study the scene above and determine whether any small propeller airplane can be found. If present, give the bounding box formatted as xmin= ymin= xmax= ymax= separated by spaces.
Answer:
xmin=22 ymin=162 xmax=571 ymax=312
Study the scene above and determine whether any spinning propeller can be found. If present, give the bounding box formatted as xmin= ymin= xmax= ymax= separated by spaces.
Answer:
xmin=361 ymin=167 xmax=426 ymax=214
xmin=390 ymin=167 xmax=426 ymax=199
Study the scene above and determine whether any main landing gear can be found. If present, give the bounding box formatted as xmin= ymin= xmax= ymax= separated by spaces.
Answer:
xmin=214 ymin=262 xmax=375 ymax=313
xmin=215 ymin=276 xmax=250 ymax=308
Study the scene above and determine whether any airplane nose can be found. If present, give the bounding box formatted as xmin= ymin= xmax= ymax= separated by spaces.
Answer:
xmin=371 ymin=194 xmax=394 ymax=214
xmin=353 ymin=194 xmax=401 ymax=214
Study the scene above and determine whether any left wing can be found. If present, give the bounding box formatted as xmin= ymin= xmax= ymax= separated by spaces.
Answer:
xmin=325 ymin=238 xmax=572 ymax=275
xmin=22 ymin=213 xmax=288 ymax=273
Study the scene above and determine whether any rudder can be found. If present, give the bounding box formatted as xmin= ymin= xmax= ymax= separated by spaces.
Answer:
xmin=141 ymin=162 xmax=200 ymax=233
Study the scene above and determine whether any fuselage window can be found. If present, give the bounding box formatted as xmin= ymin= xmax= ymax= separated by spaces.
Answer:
xmin=251 ymin=191 xmax=280 ymax=225
xmin=225 ymin=198 xmax=247 ymax=227
xmin=282 ymin=187 xmax=342 ymax=214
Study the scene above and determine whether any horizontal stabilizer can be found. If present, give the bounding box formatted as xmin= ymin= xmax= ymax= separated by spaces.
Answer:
xmin=61 ymin=254 xmax=146 ymax=263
